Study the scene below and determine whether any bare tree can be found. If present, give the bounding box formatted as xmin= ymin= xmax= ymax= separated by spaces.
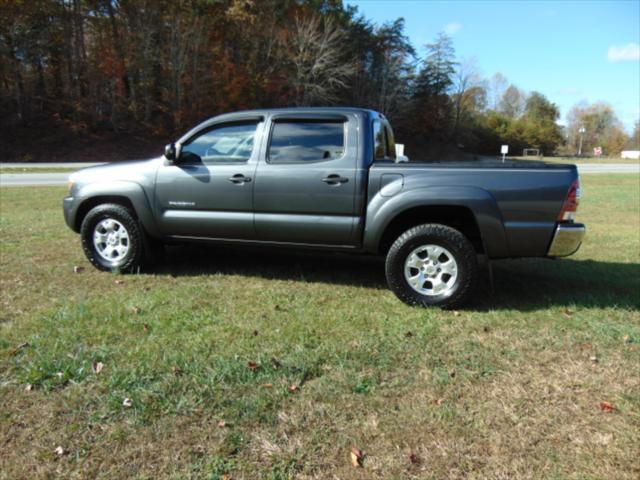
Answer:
xmin=487 ymin=72 xmax=507 ymax=110
xmin=291 ymin=15 xmax=354 ymax=106
xmin=452 ymin=57 xmax=485 ymax=139
xmin=499 ymin=84 xmax=527 ymax=118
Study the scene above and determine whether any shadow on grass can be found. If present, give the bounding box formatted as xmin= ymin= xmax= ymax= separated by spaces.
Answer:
xmin=153 ymin=245 xmax=639 ymax=311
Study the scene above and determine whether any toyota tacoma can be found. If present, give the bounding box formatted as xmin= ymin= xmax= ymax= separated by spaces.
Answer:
xmin=64 ymin=108 xmax=586 ymax=308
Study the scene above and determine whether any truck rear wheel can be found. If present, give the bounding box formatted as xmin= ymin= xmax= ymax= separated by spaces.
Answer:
xmin=80 ymin=203 xmax=145 ymax=273
xmin=385 ymin=224 xmax=478 ymax=308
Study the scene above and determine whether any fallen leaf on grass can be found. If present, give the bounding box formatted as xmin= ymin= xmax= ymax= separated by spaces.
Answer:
xmin=288 ymin=385 xmax=298 ymax=393
xmin=350 ymin=447 xmax=365 ymax=467
xmin=589 ymin=355 xmax=598 ymax=363
xmin=408 ymin=452 xmax=422 ymax=466
xmin=453 ymin=310 xmax=461 ymax=317
xmin=563 ymin=309 xmax=573 ymax=318
xmin=25 ymin=384 xmax=33 ymax=392
xmin=143 ymin=323 xmax=151 ymax=333
xmin=262 ymin=383 xmax=273 ymax=388
xmin=114 ymin=279 xmax=125 ymax=285
xmin=599 ymin=401 xmax=616 ymax=413
xmin=217 ymin=420 xmax=226 ymax=428
xmin=171 ymin=366 xmax=183 ymax=376
xmin=247 ymin=361 xmax=260 ymax=371
xmin=131 ymin=306 xmax=142 ymax=314
xmin=73 ymin=266 xmax=84 ymax=273
xmin=122 ymin=398 xmax=133 ymax=408
xmin=434 ymin=398 xmax=444 ymax=406
xmin=92 ymin=361 xmax=104 ymax=374
xmin=54 ymin=446 xmax=66 ymax=456
xmin=10 ymin=342 xmax=29 ymax=356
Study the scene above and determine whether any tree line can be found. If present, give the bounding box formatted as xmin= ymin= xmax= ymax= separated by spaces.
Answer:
xmin=1 ymin=0 xmax=637 ymax=159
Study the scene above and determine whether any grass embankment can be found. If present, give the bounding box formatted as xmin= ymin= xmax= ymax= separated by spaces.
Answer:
xmin=0 ymin=167 xmax=79 ymax=174
xmin=1 ymin=175 xmax=639 ymax=479
xmin=513 ymin=156 xmax=639 ymax=165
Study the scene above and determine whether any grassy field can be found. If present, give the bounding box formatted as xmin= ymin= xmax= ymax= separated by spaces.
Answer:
xmin=1 ymin=175 xmax=639 ymax=479
xmin=0 ymin=167 xmax=79 ymax=174
xmin=512 ymin=156 xmax=640 ymax=165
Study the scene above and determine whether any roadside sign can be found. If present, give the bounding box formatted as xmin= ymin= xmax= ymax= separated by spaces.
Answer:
xmin=501 ymin=145 xmax=508 ymax=163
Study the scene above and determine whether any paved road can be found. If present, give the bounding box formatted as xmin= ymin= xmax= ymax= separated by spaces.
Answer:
xmin=575 ymin=163 xmax=639 ymax=174
xmin=0 ymin=172 xmax=71 ymax=186
xmin=1 ymin=163 xmax=638 ymax=187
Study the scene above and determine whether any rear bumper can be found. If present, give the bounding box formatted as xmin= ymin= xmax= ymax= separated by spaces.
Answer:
xmin=547 ymin=223 xmax=586 ymax=257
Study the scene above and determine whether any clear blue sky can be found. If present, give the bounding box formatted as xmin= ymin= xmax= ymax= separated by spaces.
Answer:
xmin=346 ymin=0 xmax=640 ymax=132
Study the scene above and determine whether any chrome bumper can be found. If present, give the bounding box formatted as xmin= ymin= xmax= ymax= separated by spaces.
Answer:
xmin=547 ymin=223 xmax=586 ymax=257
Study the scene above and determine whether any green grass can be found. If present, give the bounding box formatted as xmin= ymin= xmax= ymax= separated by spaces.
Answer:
xmin=1 ymin=175 xmax=639 ymax=478
xmin=512 ymin=155 xmax=640 ymax=165
xmin=0 ymin=167 xmax=79 ymax=174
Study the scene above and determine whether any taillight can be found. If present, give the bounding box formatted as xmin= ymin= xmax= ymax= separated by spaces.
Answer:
xmin=558 ymin=179 xmax=581 ymax=222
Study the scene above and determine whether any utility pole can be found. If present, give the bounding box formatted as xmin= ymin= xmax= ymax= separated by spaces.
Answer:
xmin=578 ymin=126 xmax=586 ymax=156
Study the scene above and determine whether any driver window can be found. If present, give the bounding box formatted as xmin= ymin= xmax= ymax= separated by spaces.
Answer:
xmin=180 ymin=122 xmax=258 ymax=164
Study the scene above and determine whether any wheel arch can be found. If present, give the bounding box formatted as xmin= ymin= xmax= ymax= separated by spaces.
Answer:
xmin=378 ymin=205 xmax=484 ymax=255
xmin=363 ymin=186 xmax=509 ymax=257
xmin=73 ymin=182 xmax=160 ymax=237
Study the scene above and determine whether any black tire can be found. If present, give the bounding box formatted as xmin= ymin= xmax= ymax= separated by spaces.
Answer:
xmin=80 ymin=203 xmax=145 ymax=273
xmin=385 ymin=224 xmax=478 ymax=308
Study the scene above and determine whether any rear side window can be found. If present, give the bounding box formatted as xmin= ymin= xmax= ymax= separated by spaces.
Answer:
xmin=268 ymin=120 xmax=345 ymax=164
xmin=373 ymin=120 xmax=387 ymax=160
xmin=373 ymin=120 xmax=397 ymax=161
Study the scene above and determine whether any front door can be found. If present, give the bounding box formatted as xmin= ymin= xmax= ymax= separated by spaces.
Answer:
xmin=155 ymin=121 xmax=261 ymax=239
xmin=253 ymin=115 xmax=358 ymax=245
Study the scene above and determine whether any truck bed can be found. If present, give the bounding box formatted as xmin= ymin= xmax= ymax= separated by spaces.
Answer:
xmin=366 ymin=159 xmax=579 ymax=258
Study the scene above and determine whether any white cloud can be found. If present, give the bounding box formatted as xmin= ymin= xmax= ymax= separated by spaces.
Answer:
xmin=608 ymin=43 xmax=640 ymax=62
xmin=444 ymin=22 xmax=462 ymax=35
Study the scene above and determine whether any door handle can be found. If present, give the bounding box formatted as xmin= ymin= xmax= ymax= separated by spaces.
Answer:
xmin=322 ymin=174 xmax=349 ymax=185
xmin=228 ymin=174 xmax=251 ymax=184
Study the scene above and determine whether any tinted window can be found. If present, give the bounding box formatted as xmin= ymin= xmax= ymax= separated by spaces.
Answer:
xmin=373 ymin=120 xmax=387 ymax=160
xmin=385 ymin=125 xmax=396 ymax=160
xmin=269 ymin=121 xmax=345 ymax=164
xmin=181 ymin=122 xmax=257 ymax=164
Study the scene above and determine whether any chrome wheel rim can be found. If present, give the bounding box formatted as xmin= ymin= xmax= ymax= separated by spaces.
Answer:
xmin=404 ymin=244 xmax=458 ymax=297
xmin=93 ymin=219 xmax=130 ymax=263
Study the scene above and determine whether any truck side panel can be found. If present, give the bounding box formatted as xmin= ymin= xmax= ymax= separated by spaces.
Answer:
xmin=366 ymin=164 xmax=577 ymax=258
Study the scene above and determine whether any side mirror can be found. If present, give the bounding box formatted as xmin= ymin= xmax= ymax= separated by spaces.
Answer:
xmin=164 ymin=143 xmax=177 ymax=162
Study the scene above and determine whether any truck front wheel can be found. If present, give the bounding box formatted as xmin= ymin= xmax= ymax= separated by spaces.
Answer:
xmin=385 ymin=224 xmax=478 ymax=308
xmin=80 ymin=203 xmax=145 ymax=273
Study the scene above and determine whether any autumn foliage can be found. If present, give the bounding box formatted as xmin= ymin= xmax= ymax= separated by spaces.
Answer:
xmin=0 ymin=0 xmax=632 ymax=159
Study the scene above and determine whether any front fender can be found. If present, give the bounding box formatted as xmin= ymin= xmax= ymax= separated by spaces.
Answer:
xmin=363 ymin=185 xmax=509 ymax=258
xmin=69 ymin=181 xmax=160 ymax=237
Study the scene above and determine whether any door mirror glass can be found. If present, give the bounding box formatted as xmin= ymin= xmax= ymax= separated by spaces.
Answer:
xmin=164 ymin=143 xmax=177 ymax=161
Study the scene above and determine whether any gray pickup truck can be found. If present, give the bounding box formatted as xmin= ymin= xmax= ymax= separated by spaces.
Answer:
xmin=64 ymin=108 xmax=585 ymax=307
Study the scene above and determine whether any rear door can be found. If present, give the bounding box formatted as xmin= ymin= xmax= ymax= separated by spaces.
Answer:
xmin=253 ymin=114 xmax=359 ymax=245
